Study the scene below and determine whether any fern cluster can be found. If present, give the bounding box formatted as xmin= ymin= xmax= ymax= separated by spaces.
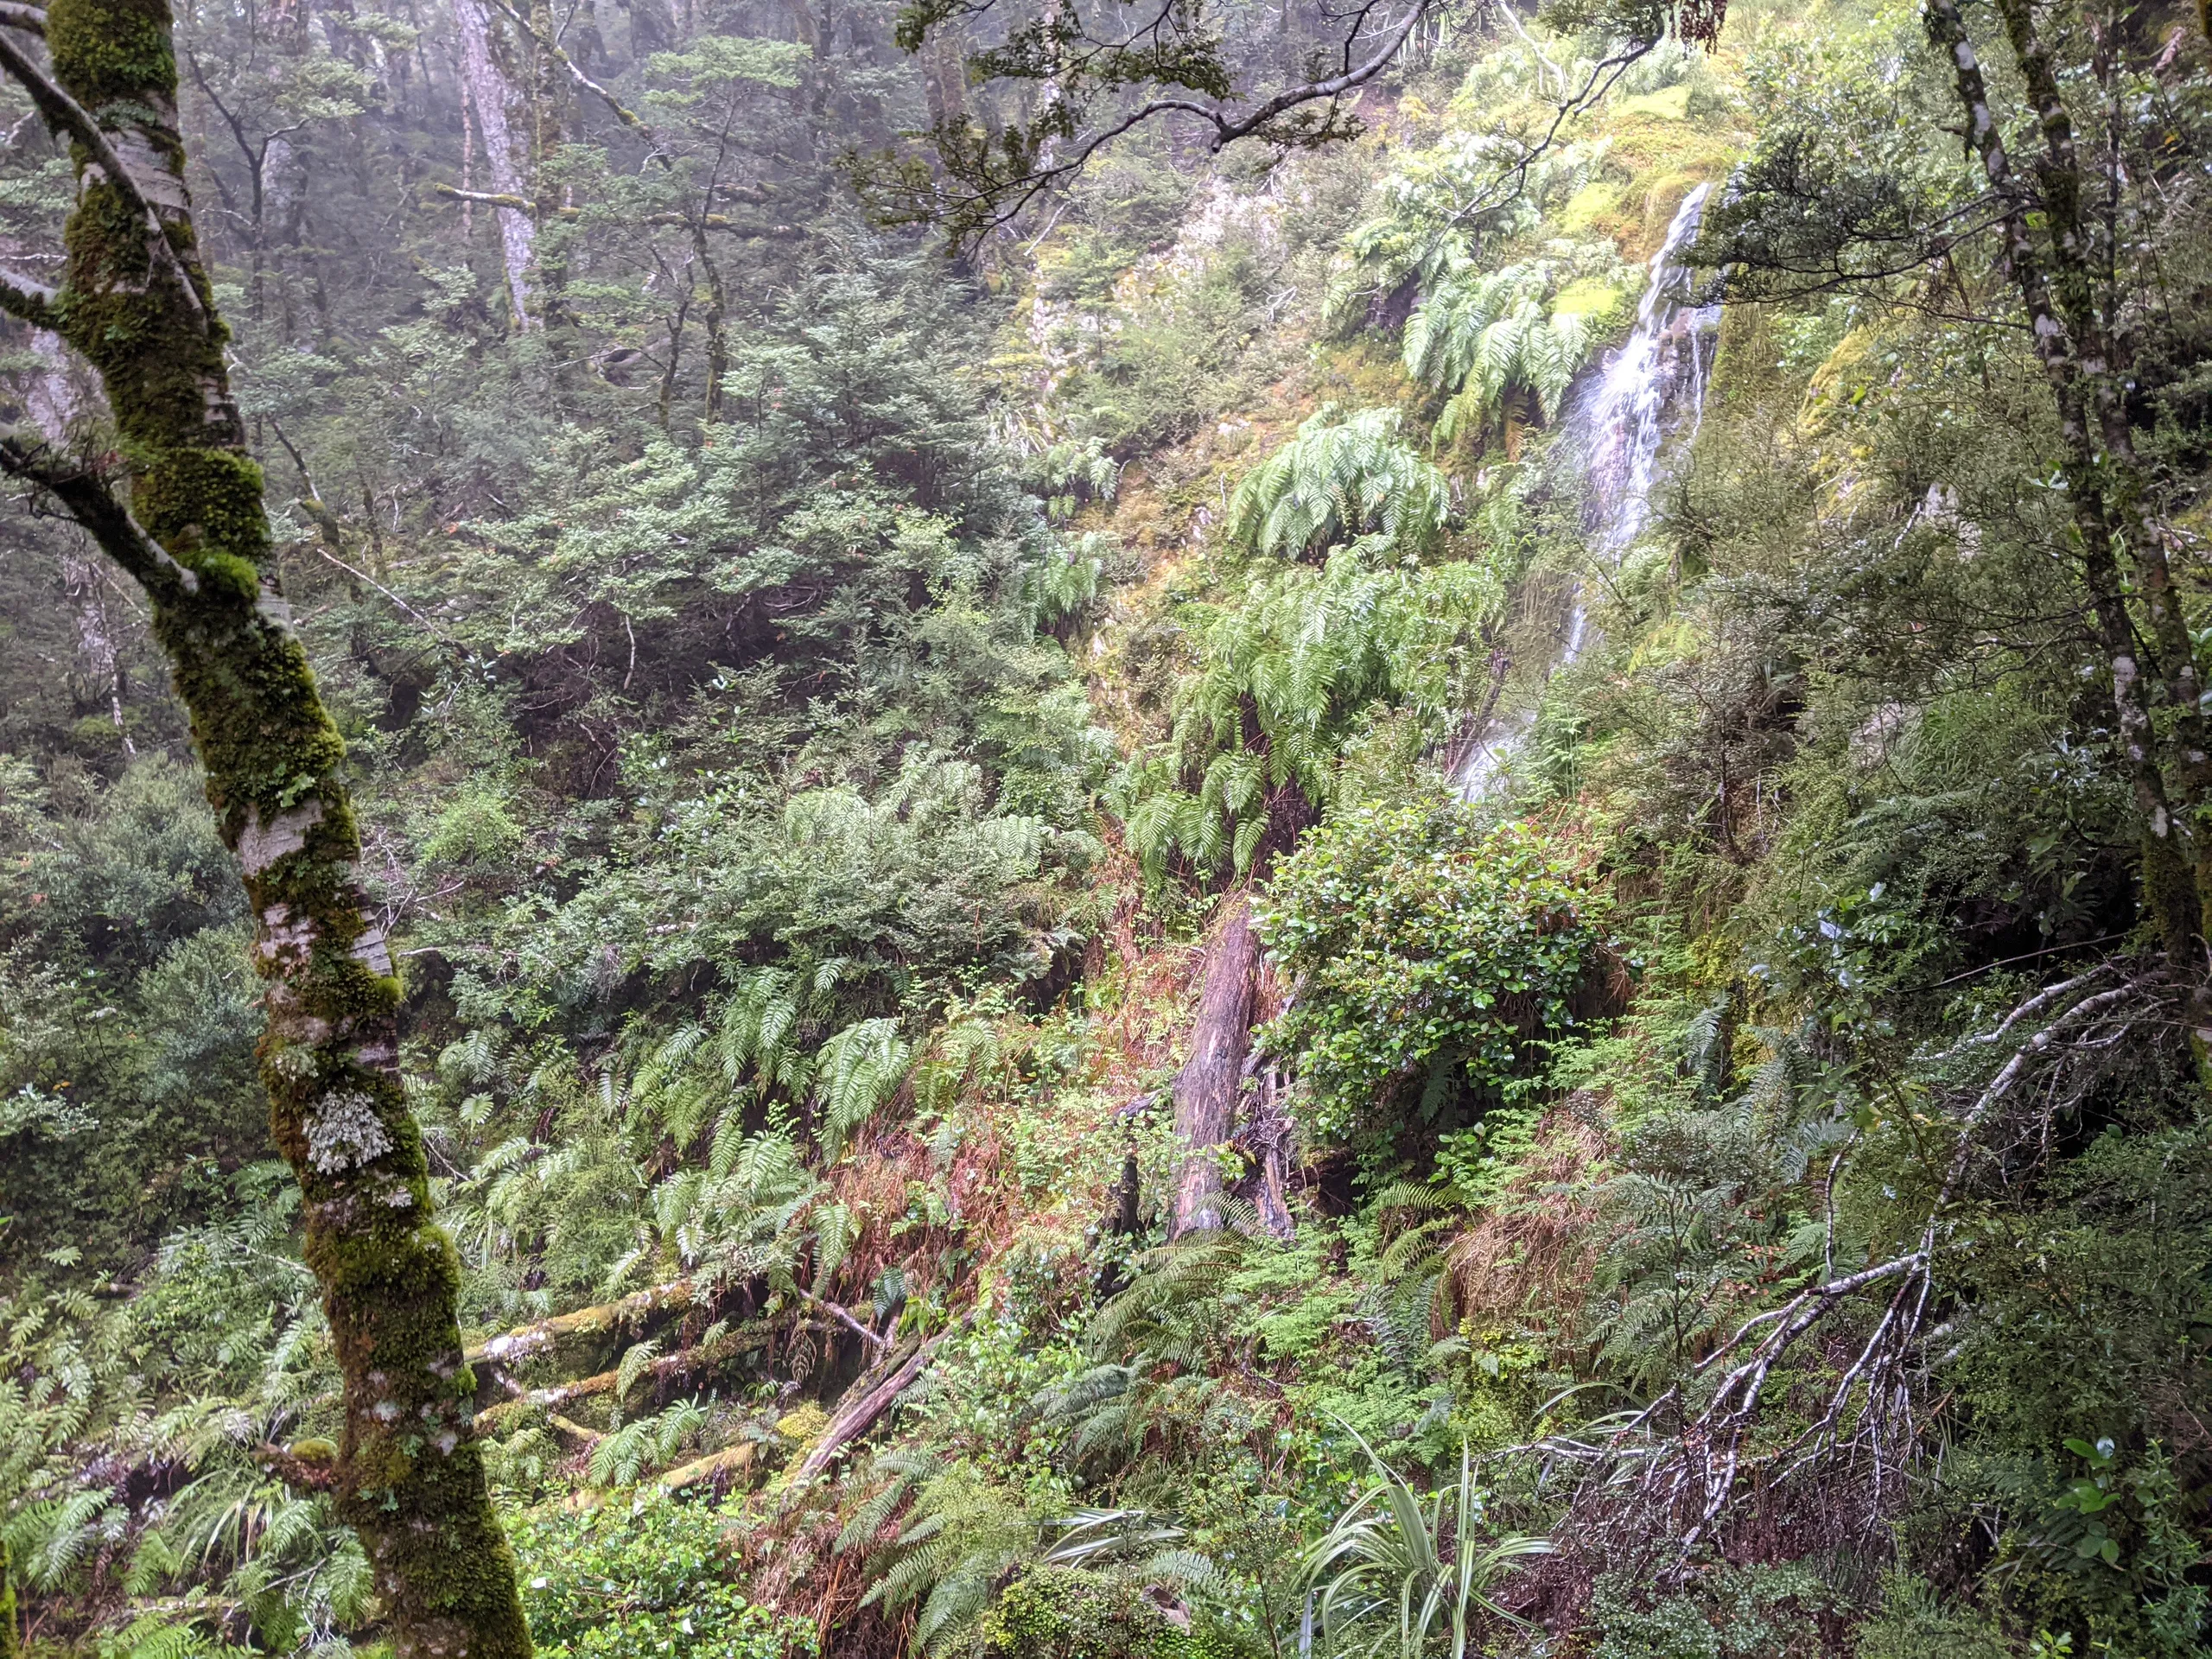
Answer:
xmin=1403 ymin=260 xmax=1601 ymax=449
xmin=1122 ymin=550 xmax=1506 ymax=879
xmin=1224 ymin=407 xmax=1451 ymax=563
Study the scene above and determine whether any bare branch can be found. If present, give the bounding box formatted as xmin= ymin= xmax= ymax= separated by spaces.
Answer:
xmin=884 ymin=0 xmax=1434 ymax=244
xmin=1569 ymin=965 xmax=2171 ymax=1559
xmin=794 ymin=1287 xmax=891 ymax=1351
xmin=0 ymin=3 xmax=44 ymax=36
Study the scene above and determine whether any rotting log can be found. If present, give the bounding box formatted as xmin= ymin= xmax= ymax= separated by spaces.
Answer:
xmin=793 ymin=1335 xmax=942 ymax=1481
xmin=658 ymin=1443 xmax=758 ymax=1491
xmin=469 ymin=1277 xmax=700 ymax=1369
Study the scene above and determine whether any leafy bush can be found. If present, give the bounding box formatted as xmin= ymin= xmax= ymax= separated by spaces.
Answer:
xmin=1256 ymin=803 xmax=1609 ymax=1142
xmin=972 ymin=1565 xmax=1180 ymax=1658
xmin=1588 ymin=1565 xmax=1832 ymax=1659
xmin=510 ymin=1494 xmax=815 ymax=1659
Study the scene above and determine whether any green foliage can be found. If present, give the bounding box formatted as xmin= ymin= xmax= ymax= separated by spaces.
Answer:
xmin=10 ymin=3 xmax=2212 ymax=1657
xmin=856 ymin=1454 xmax=1062 ymax=1654
xmin=1403 ymin=261 xmax=1601 ymax=445
xmin=1851 ymin=1575 xmax=2009 ymax=1659
xmin=972 ymin=1564 xmax=1180 ymax=1658
xmin=510 ymin=1495 xmax=815 ymax=1659
xmin=1122 ymin=552 xmax=1508 ymax=880
xmin=1224 ymin=408 xmax=1451 ymax=563
xmin=1256 ymin=803 xmax=1608 ymax=1141
xmin=1586 ymin=1566 xmax=1832 ymax=1659
xmin=1302 ymin=1431 xmax=1551 ymax=1659
xmin=0 ymin=757 xmax=262 ymax=1269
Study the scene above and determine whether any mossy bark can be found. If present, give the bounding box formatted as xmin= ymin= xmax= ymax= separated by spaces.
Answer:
xmin=0 ymin=1535 xmax=18 ymax=1659
xmin=4 ymin=5 xmax=532 ymax=1656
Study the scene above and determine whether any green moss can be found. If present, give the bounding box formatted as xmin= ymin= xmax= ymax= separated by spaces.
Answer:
xmin=48 ymin=0 xmax=176 ymax=108
xmin=973 ymin=1567 xmax=1181 ymax=1659
xmin=0 ymin=1535 xmax=17 ymax=1659
xmin=137 ymin=448 xmax=272 ymax=561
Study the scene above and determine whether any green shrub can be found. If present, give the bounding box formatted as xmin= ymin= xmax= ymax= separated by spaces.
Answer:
xmin=1852 ymin=1575 xmax=2008 ymax=1659
xmin=1589 ymin=1565 xmax=1831 ymax=1659
xmin=510 ymin=1494 xmax=813 ymax=1659
xmin=1256 ymin=801 xmax=1609 ymax=1144
xmin=972 ymin=1566 xmax=1179 ymax=1659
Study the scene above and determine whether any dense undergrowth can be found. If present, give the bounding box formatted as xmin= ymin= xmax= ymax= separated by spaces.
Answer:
xmin=4 ymin=0 xmax=2211 ymax=1655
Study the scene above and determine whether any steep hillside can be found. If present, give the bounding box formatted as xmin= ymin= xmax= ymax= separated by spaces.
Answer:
xmin=3 ymin=2 xmax=2211 ymax=1658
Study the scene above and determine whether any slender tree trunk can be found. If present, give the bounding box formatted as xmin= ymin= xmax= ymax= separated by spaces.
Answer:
xmin=690 ymin=215 xmax=726 ymax=423
xmin=1989 ymin=0 xmax=2212 ymax=925
xmin=1170 ymin=893 xmax=1259 ymax=1236
xmin=261 ymin=0 xmax=309 ymax=336
xmin=454 ymin=0 xmax=535 ymax=327
xmin=524 ymin=0 xmax=569 ymax=315
xmin=0 ymin=5 xmax=531 ymax=1656
xmin=1925 ymin=0 xmax=2210 ymax=1010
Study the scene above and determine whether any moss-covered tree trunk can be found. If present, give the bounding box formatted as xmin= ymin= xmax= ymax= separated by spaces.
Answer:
xmin=0 ymin=1535 xmax=18 ymax=1659
xmin=0 ymin=6 xmax=531 ymax=1656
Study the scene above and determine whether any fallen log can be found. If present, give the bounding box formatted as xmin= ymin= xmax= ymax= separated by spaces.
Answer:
xmin=794 ymin=1333 xmax=944 ymax=1481
xmin=467 ymin=1278 xmax=700 ymax=1369
xmin=658 ymin=1442 xmax=759 ymax=1491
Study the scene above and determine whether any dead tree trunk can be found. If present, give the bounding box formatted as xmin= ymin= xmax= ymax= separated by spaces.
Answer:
xmin=0 ymin=6 xmax=531 ymax=1656
xmin=1169 ymin=892 xmax=1259 ymax=1237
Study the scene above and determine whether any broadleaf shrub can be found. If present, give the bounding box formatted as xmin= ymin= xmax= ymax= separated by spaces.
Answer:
xmin=1256 ymin=802 xmax=1610 ymax=1142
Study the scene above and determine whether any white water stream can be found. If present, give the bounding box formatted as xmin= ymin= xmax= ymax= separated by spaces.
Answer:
xmin=1454 ymin=182 xmax=1720 ymax=796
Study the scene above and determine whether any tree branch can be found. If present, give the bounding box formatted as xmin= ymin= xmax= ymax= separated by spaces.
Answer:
xmin=0 ymin=3 xmax=44 ymax=36
xmin=0 ymin=435 xmax=199 ymax=601
xmin=478 ymin=0 xmax=673 ymax=166
xmin=0 ymin=29 xmax=207 ymax=328
xmin=794 ymin=1287 xmax=890 ymax=1351
xmin=0 ymin=267 xmax=58 ymax=329
xmin=1200 ymin=0 xmax=1427 ymax=144
xmin=434 ymin=183 xmax=543 ymax=213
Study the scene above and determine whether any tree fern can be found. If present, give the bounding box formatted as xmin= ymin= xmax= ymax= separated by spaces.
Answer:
xmin=1406 ymin=262 xmax=1598 ymax=447
xmin=1121 ymin=549 xmax=1508 ymax=879
xmin=857 ymin=1460 xmax=1047 ymax=1654
xmin=1225 ymin=407 xmax=1451 ymax=562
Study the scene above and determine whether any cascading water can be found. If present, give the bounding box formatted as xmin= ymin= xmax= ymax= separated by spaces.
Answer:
xmin=1454 ymin=183 xmax=1721 ymax=795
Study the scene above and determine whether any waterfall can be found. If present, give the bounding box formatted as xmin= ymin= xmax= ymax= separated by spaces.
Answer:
xmin=1454 ymin=183 xmax=1720 ymax=796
